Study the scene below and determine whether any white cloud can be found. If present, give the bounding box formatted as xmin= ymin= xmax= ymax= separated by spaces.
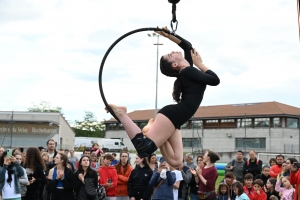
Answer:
xmin=0 ymin=0 xmax=300 ymax=123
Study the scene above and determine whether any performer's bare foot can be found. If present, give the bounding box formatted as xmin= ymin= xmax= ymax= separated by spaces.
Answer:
xmin=105 ymin=104 xmax=127 ymax=117
xmin=142 ymin=118 xmax=154 ymax=135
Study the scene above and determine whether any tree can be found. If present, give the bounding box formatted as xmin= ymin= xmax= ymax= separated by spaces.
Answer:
xmin=73 ymin=111 xmax=105 ymax=138
xmin=28 ymin=100 xmax=63 ymax=114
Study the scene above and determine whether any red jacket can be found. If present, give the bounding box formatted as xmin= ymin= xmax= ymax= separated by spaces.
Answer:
xmin=270 ymin=164 xmax=283 ymax=178
xmin=290 ymin=170 xmax=300 ymax=200
xmin=253 ymin=190 xmax=267 ymax=200
xmin=98 ymin=166 xmax=118 ymax=197
xmin=116 ymin=164 xmax=133 ymax=196
xmin=243 ymin=185 xmax=255 ymax=200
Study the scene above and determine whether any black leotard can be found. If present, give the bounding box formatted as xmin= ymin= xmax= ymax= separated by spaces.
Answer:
xmin=158 ymin=36 xmax=220 ymax=129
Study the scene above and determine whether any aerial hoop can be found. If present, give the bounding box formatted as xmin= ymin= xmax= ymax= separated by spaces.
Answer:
xmin=98 ymin=28 xmax=172 ymax=123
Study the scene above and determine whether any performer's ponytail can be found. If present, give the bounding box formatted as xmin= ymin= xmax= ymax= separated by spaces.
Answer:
xmin=172 ymin=78 xmax=181 ymax=103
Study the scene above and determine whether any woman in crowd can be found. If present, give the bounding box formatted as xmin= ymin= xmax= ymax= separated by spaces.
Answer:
xmin=149 ymin=160 xmax=176 ymax=200
xmin=46 ymin=152 xmax=73 ymax=200
xmin=128 ymin=154 xmax=153 ymax=200
xmin=90 ymin=152 xmax=100 ymax=171
xmin=219 ymin=172 xmax=237 ymax=200
xmin=0 ymin=151 xmax=24 ymax=200
xmin=15 ymin=153 xmax=28 ymax=200
xmin=73 ymin=156 xmax=98 ymax=200
xmin=115 ymin=151 xmax=133 ymax=200
xmin=278 ymin=160 xmax=290 ymax=180
xmin=195 ymin=150 xmax=220 ymax=200
xmin=147 ymin=154 xmax=158 ymax=172
xmin=190 ymin=155 xmax=205 ymax=200
xmin=23 ymin=147 xmax=46 ymax=200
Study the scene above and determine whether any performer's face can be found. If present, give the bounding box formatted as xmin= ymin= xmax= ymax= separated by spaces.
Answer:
xmin=163 ymin=51 xmax=183 ymax=65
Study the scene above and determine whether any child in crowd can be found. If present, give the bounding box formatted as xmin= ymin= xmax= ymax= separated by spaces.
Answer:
xmin=243 ymin=173 xmax=255 ymax=200
xmin=232 ymin=182 xmax=250 ymax=200
xmin=90 ymin=143 xmax=103 ymax=156
xmin=275 ymin=176 xmax=294 ymax=200
xmin=217 ymin=183 xmax=230 ymax=200
xmin=253 ymin=179 xmax=267 ymax=200
xmin=254 ymin=165 xmax=270 ymax=186
xmin=220 ymin=171 xmax=237 ymax=200
xmin=264 ymin=178 xmax=280 ymax=200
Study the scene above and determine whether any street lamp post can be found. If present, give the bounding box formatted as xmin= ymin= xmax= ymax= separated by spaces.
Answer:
xmin=148 ymin=33 xmax=163 ymax=118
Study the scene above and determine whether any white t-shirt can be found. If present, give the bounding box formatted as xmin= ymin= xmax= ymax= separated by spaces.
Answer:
xmin=2 ymin=170 xmax=21 ymax=199
xmin=48 ymin=152 xmax=55 ymax=161
xmin=172 ymin=170 xmax=183 ymax=200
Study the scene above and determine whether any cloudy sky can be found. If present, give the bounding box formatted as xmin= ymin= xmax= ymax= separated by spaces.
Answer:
xmin=1 ymin=0 xmax=299 ymax=123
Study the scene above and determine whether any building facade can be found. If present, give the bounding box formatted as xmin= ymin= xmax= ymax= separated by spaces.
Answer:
xmin=104 ymin=102 xmax=300 ymax=162
xmin=0 ymin=111 xmax=75 ymax=151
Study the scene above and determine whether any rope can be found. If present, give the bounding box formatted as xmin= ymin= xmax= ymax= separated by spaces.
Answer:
xmin=99 ymin=28 xmax=173 ymax=123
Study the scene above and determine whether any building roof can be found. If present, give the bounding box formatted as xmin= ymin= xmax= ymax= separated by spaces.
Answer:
xmin=105 ymin=101 xmax=300 ymax=122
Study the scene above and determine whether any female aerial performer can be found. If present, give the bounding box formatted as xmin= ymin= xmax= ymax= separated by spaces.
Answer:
xmin=106 ymin=27 xmax=220 ymax=167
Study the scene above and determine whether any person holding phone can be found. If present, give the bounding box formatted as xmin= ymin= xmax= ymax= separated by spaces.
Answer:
xmin=288 ymin=158 xmax=300 ymax=200
xmin=98 ymin=154 xmax=118 ymax=200
xmin=0 ymin=150 xmax=25 ymax=200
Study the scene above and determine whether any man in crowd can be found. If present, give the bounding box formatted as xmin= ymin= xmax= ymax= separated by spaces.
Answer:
xmin=243 ymin=150 xmax=263 ymax=177
xmin=225 ymin=150 xmax=245 ymax=182
xmin=46 ymin=139 xmax=57 ymax=169
xmin=270 ymin=154 xmax=284 ymax=178
xmin=184 ymin=154 xmax=197 ymax=169
xmin=75 ymin=148 xmax=95 ymax=169
xmin=68 ymin=149 xmax=78 ymax=169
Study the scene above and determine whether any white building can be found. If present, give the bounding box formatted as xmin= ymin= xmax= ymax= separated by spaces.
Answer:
xmin=0 ymin=111 xmax=75 ymax=151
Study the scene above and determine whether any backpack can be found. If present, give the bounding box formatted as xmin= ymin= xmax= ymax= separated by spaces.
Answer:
xmin=96 ymin=184 xmax=106 ymax=200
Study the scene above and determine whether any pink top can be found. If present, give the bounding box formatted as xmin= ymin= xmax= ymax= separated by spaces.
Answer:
xmin=275 ymin=180 xmax=294 ymax=200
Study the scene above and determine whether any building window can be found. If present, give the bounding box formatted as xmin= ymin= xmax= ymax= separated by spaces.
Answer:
xmin=191 ymin=120 xmax=202 ymax=128
xmin=118 ymin=124 xmax=125 ymax=130
xmin=181 ymin=121 xmax=189 ymax=129
xmin=235 ymin=138 xmax=266 ymax=149
xmin=107 ymin=123 xmax=117 ymax=130
xmin=138 ymin=122 xmax=147 ymax=129
xmin=206 ymin=120 xmax=218 ymax=123
xmin=237 ymin=119 xmax=252 ymax=127
xmin=287 ymin=118 xmax=299 ymax=128
xmin=254 ymin=118 xmax=270 ymax=128
xmin=273 ymin=118 xmax=280 ymax=127
xmin=182 ymin=138 xmax=201 ymax=148
xmin=221 ymin=119 xmax=234 ymax=122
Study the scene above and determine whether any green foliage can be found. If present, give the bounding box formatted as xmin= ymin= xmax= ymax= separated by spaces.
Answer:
xmin=28 ymin=100 xmax=63 ymax=114
xmin=73 ymin=111 xmax=105 ymax=137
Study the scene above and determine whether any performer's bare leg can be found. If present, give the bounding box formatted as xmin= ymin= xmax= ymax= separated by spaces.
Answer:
xmin=159 ymin=129 xmax=183 ymax=167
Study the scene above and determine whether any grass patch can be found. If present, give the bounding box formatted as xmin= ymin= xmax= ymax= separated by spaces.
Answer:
xmin=216 ymin=175 xmax=224 ymax=189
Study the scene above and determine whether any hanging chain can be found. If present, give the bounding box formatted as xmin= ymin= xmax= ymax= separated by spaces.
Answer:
xmin=170 ymin=3 xmax=178 ymax=33
xmin=168 ymin=0 xmax=180 ymax=33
